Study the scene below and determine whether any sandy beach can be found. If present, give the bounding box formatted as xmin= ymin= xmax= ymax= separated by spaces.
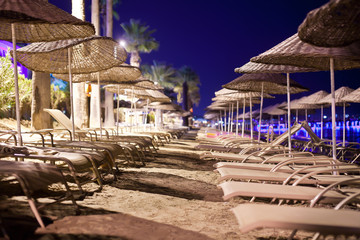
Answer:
xmin=1 ymin=122 xmax=315 ymax=239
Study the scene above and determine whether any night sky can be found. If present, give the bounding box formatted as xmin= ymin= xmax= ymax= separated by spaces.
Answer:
xmin=49 ymin=0 xmax=360 ymax=118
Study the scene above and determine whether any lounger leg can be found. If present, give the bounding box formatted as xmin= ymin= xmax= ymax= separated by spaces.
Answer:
xmin=27 ymin=199 xmax=46 ymax=228
xmin=288 ymin=229 xmax=297 ymax=240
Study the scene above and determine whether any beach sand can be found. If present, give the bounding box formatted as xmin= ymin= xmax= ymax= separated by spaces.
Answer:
xmin=0 ymin=121 xmax=316 ymax=239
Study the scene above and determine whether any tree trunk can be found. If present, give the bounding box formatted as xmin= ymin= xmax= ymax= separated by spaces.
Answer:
xmin=31 ymin=72 xmax=52 ymax=130
xmin=90 ymin=0 xmax=101 ymax=128
xmin=103 ymin=0 xmax=115 ymax=127
xmin=130 ymin=51 xmax=141 ymax=67
xmin=182 ymin=81 xmax=189 ymax=126
xmin=72 ymin=0 xmax=89 ymax=128
xmin=30 ymin=0 xmax=52 ymax=130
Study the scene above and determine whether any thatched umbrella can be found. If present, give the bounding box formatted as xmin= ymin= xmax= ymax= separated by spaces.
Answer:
xmin=263 ymin=102 xmax=287 ymax=135
xmin=213 ymin=91 xmax=272 ymax=137
xmin=251 ymin=33 xmax=360 ymax=160
xmin=318 ymin=86 xmax=355 ymax=146
xmin=105 ymin=79 xmax=163 ymax=131
xmin=224 ymin=72 xmax=308 ymax=148
xmin=298 ymin=0 xmax=360 ymax=47
xmin=54 ymin=64 xmax=141 ymax=137
xmin=15 ymin=36 xmax=127 ymax=139
xmin=0 ymin=0 xmax=95 ymax=145
xmin=341 ymin=87 xmax=360 ymax=102
xmin=299 ymin=90 xmax=330 ymax=139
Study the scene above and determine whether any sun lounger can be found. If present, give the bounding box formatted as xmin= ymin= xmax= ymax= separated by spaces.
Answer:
xmin=43 ymin=108 xmax=152 ymax=164
xmin=231 ymin=203 xmax=360 ymax=238
xmin=218 ymin=179 xmax=360 ymax=203
xmin=216 ymin=164 xmax=360 ymax=185
xmin=0 ymin=143 xmax=113 ymax=193
xmin=0 ymin=159 xmax=79 ymax=228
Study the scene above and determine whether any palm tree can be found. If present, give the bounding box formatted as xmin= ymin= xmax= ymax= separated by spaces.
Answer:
xmin=174 ymin=66 xmax=200 ymax=108
xmin=142 ymin=61 xmax=178 ymax=101
xmin=99 ymin=0 xmax=120 ymax=35
xmin=120 ymin=19 xmax=159 ymax=67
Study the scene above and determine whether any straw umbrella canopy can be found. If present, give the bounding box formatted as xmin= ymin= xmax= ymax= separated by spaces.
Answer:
xmin=104 ymin=79 xmax=163 ymax=130
xmin=54 ymin=63 xmax=141 ymax=137
xmin=0 ymin=0 xmax=95 ymax=145
xmin=341 ymin=87 xmax=360 ymax=102
xmin=213 ymin=91 xmax=273 ymax=136
xmin=251 ymin=33 xmax=360 ymax=160
xmin=224 ymin=72 xmax=309 ymax=146
xmin=298 ymin=90 xmax=330 ymax=139
xmin=15 ymin=36 xmax=127 ymax=139
xmin=298 ymin=0 xmax=360 ymax=47
xmin=53 ymin=64 xmax=141 ymax=83
xmin=318 ymin=86 xmax=355 ymax=146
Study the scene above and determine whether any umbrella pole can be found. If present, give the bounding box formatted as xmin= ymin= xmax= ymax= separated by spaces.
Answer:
xmin=250 ymin=96 xmax=253 ymax=140
xmin=97 ymin=72 xmax=102 ymax=139
xmin=231 ymin=103 xmax=234 ymax=133
xmin=11 ymin=23 xmax=22 ymax=146
xmin=296 ymin=109 xmax=298 ymax=123
xmin=286 ymin=73 xmax=292 ymax=153
xmin=242 ymin=99 xmax=245 ymax=138
xmin=278 ymin=115 xmax=281 ymax=135
xmin=258 ymin=82 xmax=264 ymax=143
xmin=305 ymin=109 xmax=308 ymax=122
xmin=330 ymin=58 xmax=337 ymax=160
xmin=117 ymin=85 xmax=120 ymax=136
xmin=224 ymin=108 xmax=227 ymax=132
xmin=236 ymin=100 xmax=239 ymax=136
xmin=321 ymin=105 xmax=324 ymax=139
xmin=228 ymin=104 xmax=231 ymax=134
xmin=343 ymin=102 xmax=346 ymax=147
xmin=68 ymin=48 xmax=76 ymax=141
xmin=219 ymin=110 xmax=222 ymax=132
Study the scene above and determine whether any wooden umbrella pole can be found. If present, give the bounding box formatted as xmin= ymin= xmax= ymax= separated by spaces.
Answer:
xmin=224 ymin=108 xmax=227 ymax=133
xmin=250 ymin=95 xmax=253 ymax=140
xmin=116 ymin=85 xmax=120 ymax=135
xmin=236 ymin=100 xmax=239 ymax=136
xmin=231 ymin=103 xmax=234 ymax=133
xmin=343 ymin=102 xmax=346 ymax=147
xmin=258 ymin=82 xmax=264 ymax=143
xmin=228 ymin=104 xmax=231 ymax=134
xmin=68 ymin=48 xmax=76 ymax=141
xmin=321 ymin=105 xmax=324 ymax=139
xmin=11 ymin=23 xmax=22 ymax=146
xmin=242 ymin=99 xmax=245 ymax=138
xmin=219 ymin=110 xmax=222 ymax=132
xmin=330 ymin=58 xmax=337 ymax=160
xmin=286 ymin=73 xmax=291 ymax=153
xmin=97 ymin=72 xmax=102 ymax=139
xmin=278 ymin=115 xmax=281 ymax=135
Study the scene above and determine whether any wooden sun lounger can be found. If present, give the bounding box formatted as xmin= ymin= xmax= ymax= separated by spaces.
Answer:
xmin=218 ymin=181 xmax=360 ymax=203
xmin=232 ymin=204 xmax=360 ymax=237
xmin=44 ymin=108 xmax=155 ymax=163
xmin=0 ymin=160 xmax=79 ymax=228
xmin=216 ymin=165 xmax=360 ymax=185
xmin=0 ymin=143 xmax=112 ymax=193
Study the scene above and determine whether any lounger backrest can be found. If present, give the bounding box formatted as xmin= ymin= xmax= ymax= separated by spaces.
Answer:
xmin=44 ymin=109 xmax=81 ymax=131
xmin=301 ymin=121 xmax=322 ymax=143
xmin=258 ymin=122 xmax=304 ymax=156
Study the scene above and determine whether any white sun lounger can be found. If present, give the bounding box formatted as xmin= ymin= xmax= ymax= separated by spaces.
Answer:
xmin=232 ymin=204 xmax=360 ymax=237
xmin=218 ymin=181 xmax=359 ymax=203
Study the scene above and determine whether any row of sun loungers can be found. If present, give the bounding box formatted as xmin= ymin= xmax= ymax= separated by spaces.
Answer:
xmin=0 ymin=112 xmax=189 ymax=232
xmin=197 ymin=127 xmax=360 ymax=239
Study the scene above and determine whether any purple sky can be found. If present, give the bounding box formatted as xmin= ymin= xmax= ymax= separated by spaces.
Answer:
xmin=49 ymin=0 xmax=360 ymax=118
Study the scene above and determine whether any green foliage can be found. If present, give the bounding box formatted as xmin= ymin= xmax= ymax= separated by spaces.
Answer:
xmin=121 ymin=19 xmax=159 ymax=53
xmin=141 ymin=61 xmax=177 ymax=89
xmin=174 ymin=66 xmax=201 ymax=106
xmin=51 ymin=84 xmax=70 ymax=110
xmin=0 ymin=50 xmax=32 ymax=116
